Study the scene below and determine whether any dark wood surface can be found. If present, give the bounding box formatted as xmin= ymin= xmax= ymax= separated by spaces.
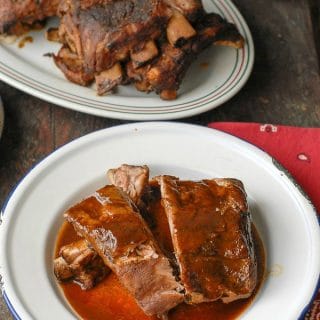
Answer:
xmin=1 ymin=1 xmax=320 ymax=319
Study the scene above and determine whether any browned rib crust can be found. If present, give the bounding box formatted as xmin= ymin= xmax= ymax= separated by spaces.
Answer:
xmin=157 ymin=176 xmax=257 ymax=304
xmin=107 ymin=164 xmax=150 ymax=204
xmin=56 ymin=0 xmax=171 ymax=78
xmin=64 ymin=185 xmax=183 ymax=316
xmin=127 ymin=13 xmax=244 ymax=99
xmin=53 ymin=46 xmax=94 ymax=86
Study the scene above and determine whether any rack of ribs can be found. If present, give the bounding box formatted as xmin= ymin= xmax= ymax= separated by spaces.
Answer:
xmin=107 ymin=164 xmax=150 ymax=205
xmin=64 ymin=184 xmax=183 ymax=316
xmin=157 ymin=175 xmax=257 ymax=304
xmin=54 ymin=0 xmax=172 ymax=89
xmin=53 ymin=0 xmax=244 ymax=99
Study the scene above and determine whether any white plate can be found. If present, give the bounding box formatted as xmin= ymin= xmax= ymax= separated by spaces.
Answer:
xmin=0 ymin=0 xmax=254 ymax=121
xmin=1 ymin=122 xmax=319 ymax=320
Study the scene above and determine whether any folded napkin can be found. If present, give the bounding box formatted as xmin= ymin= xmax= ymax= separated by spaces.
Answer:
xmin=208 ymin=122 xmax=320 ymax=320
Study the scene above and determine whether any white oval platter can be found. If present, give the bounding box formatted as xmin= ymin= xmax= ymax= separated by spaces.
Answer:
xmin=0 ymin=0 xmax=254 ymax=120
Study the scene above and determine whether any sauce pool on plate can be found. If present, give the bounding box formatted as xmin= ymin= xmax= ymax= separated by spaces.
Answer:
xmin=18 ymin=36 xmax=33 ymax=48
xmin=55 ymin=221 xmax=265 ymax=320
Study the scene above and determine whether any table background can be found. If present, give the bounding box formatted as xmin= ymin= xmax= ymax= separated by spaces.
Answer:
xmin=1 ymin=0 xmax=320 ymax=319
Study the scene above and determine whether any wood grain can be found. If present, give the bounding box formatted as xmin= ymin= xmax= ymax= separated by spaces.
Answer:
xmin=309 ymin=0 xmax=320 ymax=73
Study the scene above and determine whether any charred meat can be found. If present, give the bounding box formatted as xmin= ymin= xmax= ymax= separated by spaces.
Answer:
xmin=127 ymin=13 xmax=244 ymax=99
xmin=54 ymin=0 xmax=244 ymax=99
xmin=54 ymin=0 xmax=171 ymax=86
xmin=64 ymin=184 xmax=183 ymax=316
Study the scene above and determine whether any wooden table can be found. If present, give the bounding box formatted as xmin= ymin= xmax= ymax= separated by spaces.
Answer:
xmin=0 ymin=1 xmax=320 ymax=319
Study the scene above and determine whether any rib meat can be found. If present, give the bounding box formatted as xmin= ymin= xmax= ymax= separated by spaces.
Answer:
xmin=54 ymin=0 xmax=171 ymax=85
xmin=54 ymin=0 xmax=244 ymax=99
xmin=54 ymin=164 xmax=151 ymax=291
xmin=127 ymin=13 xmax=244 ymax=99
xmin=54 ymin=239 xmax=110 ymax=290
xmin=64 ymin=184 xmax=183 ymax=316
xmin=107 ymin=165 xmax=174 ymax=259
xmin=157 ymin=175 xmax=257 ymax=304
xmin=107 ymin=164 xmax=149 ymax=205
xmin=0 ymin=0 xmax=59 ymax=35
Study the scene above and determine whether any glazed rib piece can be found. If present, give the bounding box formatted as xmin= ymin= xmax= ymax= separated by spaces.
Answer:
xmin=54 ymin=239 xmax=110 ymax=290
xmin=64 ymin=184 xmax=183 ymax=316
xmin=157 ymin=175 xmax=257 ymax=304
xmin=54 ymin=164 xmax=150 ymax=291
xmin=0 ymin=0 xmax=59 ymax=35
xmin=107 ymin=165 xmax=174 ymax=259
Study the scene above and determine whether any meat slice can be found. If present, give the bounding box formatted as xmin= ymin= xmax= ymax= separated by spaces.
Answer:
xmin=64 ymin=185 xmax=183 ymax=316
xmin=0 ymin=0 xmax=59 ymax=35
xmin=144 ymin=180 xmax=175 ymax=260
xmin=157 ymin=175 xmax=257 ymax=304
xmin=54 ymin=239 xmax=110 ymax=290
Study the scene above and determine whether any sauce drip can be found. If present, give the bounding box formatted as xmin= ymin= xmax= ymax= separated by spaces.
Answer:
xmin=55 ymin=220 xmax=265 ymax=320
xmin=199 ymin=62 xmax=210 ymax=69
xmin=18 ymin=36 xmax=33 ymax=48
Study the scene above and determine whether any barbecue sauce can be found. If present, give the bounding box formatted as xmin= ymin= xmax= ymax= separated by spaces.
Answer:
xmin=55 ymin=216 xmax=265 ymax=320
xmin=18 ymin=36 xmax=33 ymax=48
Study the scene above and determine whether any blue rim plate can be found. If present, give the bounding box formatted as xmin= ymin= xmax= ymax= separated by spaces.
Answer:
xmin=1 ymin=122 xmax=319 ymax=319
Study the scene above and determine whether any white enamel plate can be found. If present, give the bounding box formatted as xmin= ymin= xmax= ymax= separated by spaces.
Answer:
xmin=0 ymin=0 xmax=254 ymax=120
xmin=0 ymin=123 xmax=319 ymax=320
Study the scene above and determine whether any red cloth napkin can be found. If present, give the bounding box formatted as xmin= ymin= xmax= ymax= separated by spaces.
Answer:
xmin=208 ymin=122 xmax=320 ymax=319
